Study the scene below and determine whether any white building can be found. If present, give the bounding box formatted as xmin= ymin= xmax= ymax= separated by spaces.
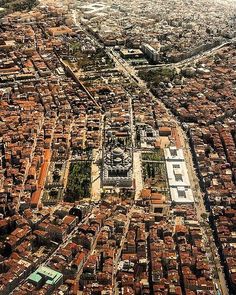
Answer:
xmin=165 ymin=146 xmax=194 ymax=203
xmin=141 ymin=43 xmax=160 ymax=63
xmin=165 ymin=161 xmax=191 ymax=188
xmin=164 ymin=146 xmax=185 ymax=161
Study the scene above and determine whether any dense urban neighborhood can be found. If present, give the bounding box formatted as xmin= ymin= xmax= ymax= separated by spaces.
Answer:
xmin=0 ymin=0 xmax=236 ymax=294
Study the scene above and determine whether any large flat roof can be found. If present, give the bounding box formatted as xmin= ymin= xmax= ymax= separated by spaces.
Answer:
xmin=170 ymin=187 xmax=194 ymax=203
xmin=166 ymin=161 xmax=191 ymax=188
xmin=164 ymin=147 xmax=185 ymax=161
xmin=165 ymin=146 xmax=194 ymax=203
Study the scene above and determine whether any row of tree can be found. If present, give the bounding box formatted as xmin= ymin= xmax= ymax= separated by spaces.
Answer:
xmin=66 ymin=161 xmax=91 ymax=202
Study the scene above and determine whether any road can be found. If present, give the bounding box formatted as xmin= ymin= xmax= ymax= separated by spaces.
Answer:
xmin=177 ymin=125 xmax=229 ymax=295
xmin=71 ymin=0 xmax=236 ymax=75
xmin=133 ymin=151 xmax=143 ymax=200
xmin=135 ymin=38 xmax=236 ymax=70
xmin=75 ymin=222 xmax=103 ymax=291
xmin=105 ymin=37 xmax=229 ymax=295
xmin=43 ymin=212 xmax=93 ymax=267
xmin=113 ymin=206 xmax=135 ymax=295
xmin=91 ymin=148 xmax=101 ymax=202
xmin=90 ymin=113 xmax=104 ymax=201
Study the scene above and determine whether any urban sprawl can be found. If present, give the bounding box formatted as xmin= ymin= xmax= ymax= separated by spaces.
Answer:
xmin=0 ymin=0 xmax=236 ymax=295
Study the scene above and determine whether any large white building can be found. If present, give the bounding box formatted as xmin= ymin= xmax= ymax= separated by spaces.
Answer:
xmin=141 ymin=43 xmax=160 ymax=63
xmin=164 ymin=146 xmax=194 ymax=204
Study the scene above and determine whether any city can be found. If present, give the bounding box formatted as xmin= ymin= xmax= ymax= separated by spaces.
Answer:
xmin=0 ymin=0 xmax=236 ymax=294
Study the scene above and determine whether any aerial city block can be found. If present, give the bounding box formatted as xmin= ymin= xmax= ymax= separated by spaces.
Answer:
xmin=0 ymin=0 xmax=236 ymax=294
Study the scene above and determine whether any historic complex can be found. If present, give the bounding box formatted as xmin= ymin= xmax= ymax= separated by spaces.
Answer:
xmin=0 ymin=0 xmax=236 ymax=294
